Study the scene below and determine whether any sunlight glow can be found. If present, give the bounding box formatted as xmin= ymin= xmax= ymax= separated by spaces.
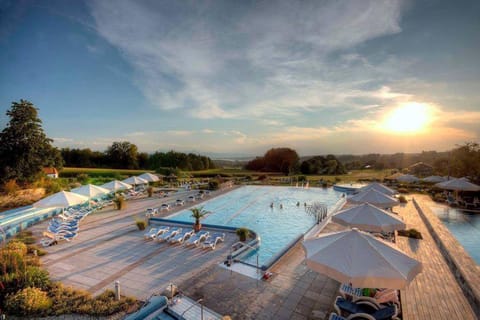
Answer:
xmin=383 ymin=102 xmax=431 ymax=133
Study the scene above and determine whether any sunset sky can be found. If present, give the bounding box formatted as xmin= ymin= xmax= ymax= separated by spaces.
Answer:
xmin=1 ymin=0 xmax=479 ymax=157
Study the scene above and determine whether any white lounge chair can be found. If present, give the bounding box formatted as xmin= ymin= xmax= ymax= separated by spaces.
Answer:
xmin=157 ymin=227 xmax=182 ymax=242
xmin=144 ymin=228 xmax=157 ymax=240
xmin=185 ymin=231 xmax=210 ymax=247
xmin=202 ymin=233 xmax=225 ymax=250
xmin=169 ymin=230 xmax=194 ymax=244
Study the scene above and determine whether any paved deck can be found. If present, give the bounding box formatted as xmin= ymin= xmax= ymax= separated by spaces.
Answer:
xmin=396 ymin=197 xmax=477 ymax=320
xmin=178 ymin=222 xmax=347 ymax=320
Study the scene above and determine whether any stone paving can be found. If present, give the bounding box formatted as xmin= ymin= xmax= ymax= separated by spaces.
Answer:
xmin=178 ymin=222 xmax=346 ymax=320
xmin=395 ymin=196 xmax=477 ymax=320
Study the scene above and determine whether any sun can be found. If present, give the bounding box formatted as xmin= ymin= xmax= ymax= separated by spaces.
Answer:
xmin=383 ymin=102 xmax=431 ymax=133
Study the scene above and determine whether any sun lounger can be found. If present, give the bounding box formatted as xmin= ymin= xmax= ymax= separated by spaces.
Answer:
xmin=144 ymin=228 xmax=157 ymax=240
xmin=339 ymin=284 xmax=400 ymax=309
xmin=333 ymin=296 xmax=399 ymax=320
xmin=145 ymin=208 xmax=159 ymax=217
xmin=157 ymin=227 xmax=182 ymax=242
xmin=169 ymin=230 xmax=194 ymax=244
xmin=185 ymin=231 xmax=210 ymax=247
xmin=48 ymin=225 xmax=79 ymax=234
xmin=202 ymin=233 xmax=225 ymax=250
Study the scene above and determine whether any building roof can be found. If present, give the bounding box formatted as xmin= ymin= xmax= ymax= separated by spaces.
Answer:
xmin=408 ymin=162 xmax=433 ymax=169
xmin=43 ymin=167 xmax=58 ymax=175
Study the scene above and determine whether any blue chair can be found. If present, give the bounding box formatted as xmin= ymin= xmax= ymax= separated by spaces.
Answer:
xmin=333 ymin=296 xmax=400 ymax=320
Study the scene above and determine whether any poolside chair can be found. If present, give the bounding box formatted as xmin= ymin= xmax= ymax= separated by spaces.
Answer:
xmin=202 ymin=233 xmax=225 ymax=250
xmin=48 ymin=224 xmax=79 ymax=234
xmin=157 ymin=227 xmax=182 ymax=242
xmin=185 ymin=231 xmax=210 ymax=247
xmin=169 ymin=229 xmax=194 ymax=244
xmin=144 ymin=228 xmax=158 ymax=240
xmin=333 ymin=296 xmax=400 ymax=320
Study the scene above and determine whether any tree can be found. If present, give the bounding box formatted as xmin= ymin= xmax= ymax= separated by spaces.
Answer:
xmin=245 ymin=147 xmax=299 ymax=174
xmin=106 ymin=141 xmax=139 ymax=169
xmin=0 ymin=100 xmax=63 ymax=183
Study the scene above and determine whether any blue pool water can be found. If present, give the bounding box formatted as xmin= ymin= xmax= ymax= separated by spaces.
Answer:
xmin=167 ymin=186 xmax=342 ymax=266
xmin=429 ymin=204 xmax=480 ymax=264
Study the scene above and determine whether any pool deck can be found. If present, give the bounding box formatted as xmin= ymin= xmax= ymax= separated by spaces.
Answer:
xmin=396 ymin=195 xmax=478 ymax=320
xmin=26 ymin=187 xmax=480 ymax=319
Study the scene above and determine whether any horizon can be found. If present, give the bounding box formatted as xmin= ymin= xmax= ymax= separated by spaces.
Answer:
xmin=1 ymin=0 xmax=479 ymax=156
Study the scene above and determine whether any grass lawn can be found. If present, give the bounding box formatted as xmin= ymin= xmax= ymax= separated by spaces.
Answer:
xmin=61 ymin=167 xmax=152 ymax=175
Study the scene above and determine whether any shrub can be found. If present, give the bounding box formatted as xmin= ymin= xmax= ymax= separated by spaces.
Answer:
xmin=5 ymin=287 xmax=52 ymax=316
xmin=208 ymin=179 xmax=220 ymax=190
xmin=3 ymin=179 xmax=19 ymax=195
xmin=113 ymin=195 xmax=126 ymax=210
xmin=135 ymin=219 xmax=147 ymax=231
xmin=236 ymin=227 xmax=250 ymax=242
xmin=398 ymin=195 xmax=407 ymax=203
xmin=27 ymin=245 xmax=47 ymax=256
xmin=24 ymin=266 xmax=51 ymax=290
xmin=76 ymin=173 xmax=89 ymax=184
xmin=257 ymin=174 xmax=267 ymax=181
xmin=398 ymin=228 xmax=423 ymax=239
xmin=433 ymin=193 xmax=445 ymax=202
xmin=147 ymin=186 xmax=153 ymax=197
xmin=6 ymin=240 xmax=28 ymax=256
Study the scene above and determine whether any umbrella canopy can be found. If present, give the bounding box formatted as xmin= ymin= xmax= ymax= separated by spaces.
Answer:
xmin=71 ymin=184 xmax=110 ymax=198
xmin=359 ymin=182 xmax=396 ymax=196
xmin=138 ymin=173 xmax=160 ymax=182
xmin=332 ymin=203 xmax=406 ymax=232
xmin=435 ymin=178 xmax=480 ymax=191
xmin=303 ymin=228 xmax=422 ymax=289
xmin=101 ymin=180 xmax=132 ymax=192
xmin=348 ymin=189 xmax=399 ymax=208
xmin=396 ymin=174 xmax=419 ymax=183
xmin=122 ymin=176 xmax=148 ymax=185
xmin=422 ymin=176 xmax=447 ymax=183
xmin=384 ymin=172 xmax=403 ymax=180
xmin=34 ymin=191 xmax=89 ymax=208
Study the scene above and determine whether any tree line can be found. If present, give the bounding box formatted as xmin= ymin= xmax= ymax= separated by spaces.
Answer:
xmin=245 ymin=148 xmax=346 ymax=175
xmin=0 ymin=100 xmax=215 ymax=184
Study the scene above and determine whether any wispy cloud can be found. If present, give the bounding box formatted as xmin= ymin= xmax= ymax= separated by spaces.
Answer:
xmin=88 ymin=0 xmax=404 ymax=120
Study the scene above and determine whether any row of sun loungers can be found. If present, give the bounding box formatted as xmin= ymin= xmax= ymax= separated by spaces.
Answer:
xmin=144 ymin=226 xmax=225 ymax=249
xmin=331 ymin=283 xmax=401 ymax=320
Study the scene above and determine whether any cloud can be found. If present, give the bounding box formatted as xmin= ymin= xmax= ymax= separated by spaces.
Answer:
xmin=88 ymin=0 xmax=404 ymax=120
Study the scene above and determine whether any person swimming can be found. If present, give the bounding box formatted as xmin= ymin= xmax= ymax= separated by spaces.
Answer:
xmin=296 ymin=201 xmax=300 ymax=207
xmin=280 ymin=204 xmax=283 ymax=209
xmin=270 ymin=202 xmax=274 ymax=208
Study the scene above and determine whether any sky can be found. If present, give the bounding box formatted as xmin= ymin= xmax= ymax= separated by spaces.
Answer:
xmin=0 ymin=0 xmax=479 ymax=157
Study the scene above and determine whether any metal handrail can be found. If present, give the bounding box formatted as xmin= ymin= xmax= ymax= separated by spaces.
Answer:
xmin=181 ymin=298 xmax=204 ymax=318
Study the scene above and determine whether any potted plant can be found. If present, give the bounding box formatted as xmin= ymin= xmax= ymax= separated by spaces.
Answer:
xmin=113 ymin=195 xmax=126 ymax=210
xmin=236 ymin=227 xmax=250 ymax=242
xmin=190 ymin=206 xmax=210 ymax=232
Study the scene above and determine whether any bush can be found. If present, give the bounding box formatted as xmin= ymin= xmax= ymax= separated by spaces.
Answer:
xmin=5 ymin=287 xmax=52 ymax=316
xmin=147 ymin=186 xmax=153 ymax=197
xmin=27 ymin=245 xmax=47 ymax=256
xmin=136 ymin=219 xmax=147 ymax=230
xmin=257 ymin=174 xmax=267 ymax=181
xmin=398 ymin=228 xmax=423 ymax=239
xmin=24 ymin=266 xmax=51 ymax=290
xmin=3 ymin=179 xmax=19 ymax=195
xmin=76 ymin=173 xmax=89 ymax=184
xmin=397 ymin=188 xmax=409 ymax=194
xmin=398 ymin=195 xmax=407 ymax=203
xmin=6 ymin=240 xmax=28 ymax=256
xmin=433 ymin=193 xmax=445 ymax=202
xmin=113 ymin=195 xmax=126 ymax=210
xmin=236 ymin=227 xmax=250 ymax=242
xmin=208 ymin=180 xmax=220 ymax=190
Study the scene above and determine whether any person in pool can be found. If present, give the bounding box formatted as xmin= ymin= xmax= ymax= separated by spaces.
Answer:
xmin=270 ymin=202 xmax=274 ymax=208
xmin=280 ymin=204 xmax=283 ymax=209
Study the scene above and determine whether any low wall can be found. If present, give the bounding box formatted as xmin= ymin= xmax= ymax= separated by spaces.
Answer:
xmin=413 ymin=197 xmax=480 ymax=315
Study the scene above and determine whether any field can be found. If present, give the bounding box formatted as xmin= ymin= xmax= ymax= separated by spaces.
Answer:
xmin=60 ymin=167 xmax=152 ymax=176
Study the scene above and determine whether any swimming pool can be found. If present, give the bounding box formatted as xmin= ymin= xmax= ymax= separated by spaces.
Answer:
xmin=429 ymin=203 xmax=480 ymax=264
xmin=167 ymin=186 xmax=342 ymax=266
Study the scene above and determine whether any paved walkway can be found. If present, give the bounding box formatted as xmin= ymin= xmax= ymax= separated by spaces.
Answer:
xmin=178 ymin=222 xmax=347 ymax=320
xmin=396 ymin=197 xmax=477 ymax=320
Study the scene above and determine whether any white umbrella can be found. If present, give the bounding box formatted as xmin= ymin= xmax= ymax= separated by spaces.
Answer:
xmin=332 ymin=203 xmax=406 ymax=233
xmin=435 ymin=178 xmax=480 ymax=191
xmin=34 ymin=191 xmax=89 ymax=209
xmin=422 ymin=176 xmax=446 ymax=183
xmin=303 ymin=228 xmax=422 ymax=289
xmin=138 ymin=173 xmax=160 ymax=182
xmin=396 ymin=174 xmax=419 ymax=183
xmin=71 ymin=184 xmax=110 ymax=198
xmin=348 ymin=189 xmax=399 ymax=208
xmin=122 ymin=176 xmax=148 ymax=186
xmin=359 ymin=182 xmax=396 ymax=196
xmin=101 ymin=180 xmax=132 ymax=192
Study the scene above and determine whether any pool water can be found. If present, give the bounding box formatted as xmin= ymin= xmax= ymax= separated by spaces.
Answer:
xmin=429 ymin=204 xmax=480 ymax=264
xmin=168 ymin=186 xmax=342 ymax=266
